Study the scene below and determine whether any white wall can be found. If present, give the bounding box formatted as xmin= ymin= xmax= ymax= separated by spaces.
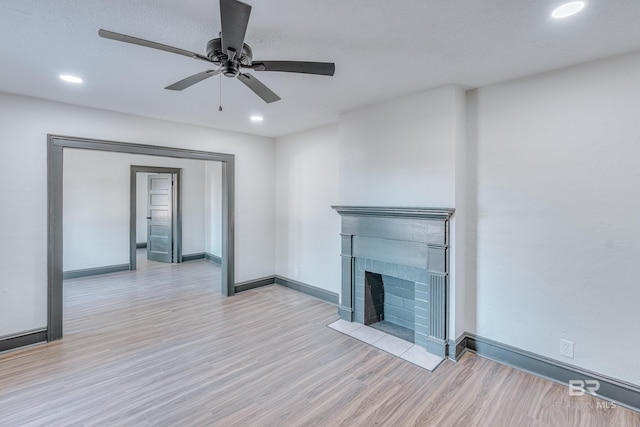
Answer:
xmin=205 ymin=161 xmax=223 ymax=257
xmin=451 ymin=86 xmax=470 ymax=340
xmin=63 ymin=150 xmax=207 ymax=271
xmin=472 ymin=50 xmax=640 ymax=384
xmin=338 ymin=85 xmax=460 ymax=207
xmin=273 ymin=86 xmax=464 ymax=311
xmin=275 ymin=124 xmax=341 ymax=294
xmin=0 ymin=92 xmax=275 ymax=337
xmin=338 ymin=85 xmax=465 ymax=327
xmin=136 ymin=172 xmax=149 ymax=244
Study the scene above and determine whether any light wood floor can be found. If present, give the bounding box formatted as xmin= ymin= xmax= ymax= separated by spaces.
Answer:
xmin=1 ymin=255 xmax=639 ymax=426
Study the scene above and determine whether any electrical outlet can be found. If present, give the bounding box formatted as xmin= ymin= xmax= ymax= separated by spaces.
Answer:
xmin=294 ymin=268 xmax=299 ymax=279
xmin=560 ymin=339 xmax=574 ymax=358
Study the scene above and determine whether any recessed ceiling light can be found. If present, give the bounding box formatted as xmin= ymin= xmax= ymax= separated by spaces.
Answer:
xmin=250 ymin=115 xmax=264 ymax=122
xmin=551 ymin=1 xmax=586 ymax=19
xmin=59 ymin=74 xmax=83 ymax=84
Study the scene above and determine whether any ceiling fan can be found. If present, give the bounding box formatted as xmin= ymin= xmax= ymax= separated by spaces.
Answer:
xmin=99 ymin=0 xmax=335 ymax=104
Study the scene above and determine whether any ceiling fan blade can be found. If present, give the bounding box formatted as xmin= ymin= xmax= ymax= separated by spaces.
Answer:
xmin=165 ymin=69 xmax=222 ymax=91
xmin=98 ymin=29 xmax=210 ymax=62
xmin=237 ymin=73 xmax=281 ymax=103
xmin=250 ymin=61 xmax=335 ymax=76
xmin=220 ymin=0 xmax=252 ymax=55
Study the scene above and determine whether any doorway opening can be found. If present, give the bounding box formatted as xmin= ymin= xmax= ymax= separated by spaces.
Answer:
xmin=47 ymin=135 xmax=235 ymax=342
xmin=130 ymin=166 xmax=182 ymax=269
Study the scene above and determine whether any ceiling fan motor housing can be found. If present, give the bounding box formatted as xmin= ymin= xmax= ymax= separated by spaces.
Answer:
xmin=207 ymin=38 xmax=253 ymax=68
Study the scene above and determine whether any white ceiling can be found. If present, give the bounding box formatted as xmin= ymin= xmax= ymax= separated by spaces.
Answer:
xmin=1 ymin=1 xmax=640 ymax=138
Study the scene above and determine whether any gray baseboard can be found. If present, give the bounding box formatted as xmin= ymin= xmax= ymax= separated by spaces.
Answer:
xmin=181 ymin=253 xmax=205 ymax=262
xmin=448 ymin=334 xmax=470 ymax=362
xmin=63 ymin=264 xmax=130 ymax=280
xmin=275 ymin=276 xmax=339 ymax=305
xmin=181 ymin=253 xmax=222 ymax=263
xmin=0 ymin=329 xmax=47 ymax=353
xmin=234 ymin=275 xmax=339 ymax=305
xmin=455 ymin=332 xmax=640 ymax=412
xmin=235 ymin=276 xmax=276 ymax=293
xmin=204 ymin=252 xmax=222 ymax=264
xmin=136 ymin=242 xmax=147 ymax=249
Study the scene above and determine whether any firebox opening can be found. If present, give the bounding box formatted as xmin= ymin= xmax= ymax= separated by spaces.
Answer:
xmin=364 ymin=271 xmax=415 ymax=343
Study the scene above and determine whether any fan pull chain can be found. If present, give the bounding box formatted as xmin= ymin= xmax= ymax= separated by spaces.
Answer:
xmin=219 ymin=74 xmax=223 ymax=112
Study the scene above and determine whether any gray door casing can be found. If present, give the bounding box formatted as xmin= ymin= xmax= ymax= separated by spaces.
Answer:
xmin=48 ymin=135 xmax=235 ymax=342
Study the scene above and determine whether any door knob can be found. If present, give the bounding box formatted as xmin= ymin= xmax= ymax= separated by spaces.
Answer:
xmin=146 ymin=216 xmax=152 ymax=220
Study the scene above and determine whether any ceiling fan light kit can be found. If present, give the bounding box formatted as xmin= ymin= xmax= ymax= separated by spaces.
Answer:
xmin=98 ymin=0 xmax=335 ymax=104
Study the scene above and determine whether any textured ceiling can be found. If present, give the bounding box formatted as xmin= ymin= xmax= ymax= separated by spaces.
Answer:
xmin=1 ymin=0 xmax=640 ymax=137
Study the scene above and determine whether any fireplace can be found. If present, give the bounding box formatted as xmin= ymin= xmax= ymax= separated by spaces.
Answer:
xmin=332 ymin=206 xmax=454 ymax=358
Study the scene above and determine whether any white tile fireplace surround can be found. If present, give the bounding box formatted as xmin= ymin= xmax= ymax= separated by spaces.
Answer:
xmin=332 ymin=206 xmax=454 ymax=358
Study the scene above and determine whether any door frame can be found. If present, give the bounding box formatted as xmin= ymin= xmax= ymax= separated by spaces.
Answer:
xmin=47 ymin=134 xmax=235 ymax=342
xmin=130 ymin=166 xmax=182 ymax=269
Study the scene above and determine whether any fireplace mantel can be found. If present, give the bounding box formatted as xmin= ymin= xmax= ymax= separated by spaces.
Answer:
xmin=331 ymin=206 xmax=454 ymax=220
xmin=332 ymin=205 xmax=454 ymax=358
